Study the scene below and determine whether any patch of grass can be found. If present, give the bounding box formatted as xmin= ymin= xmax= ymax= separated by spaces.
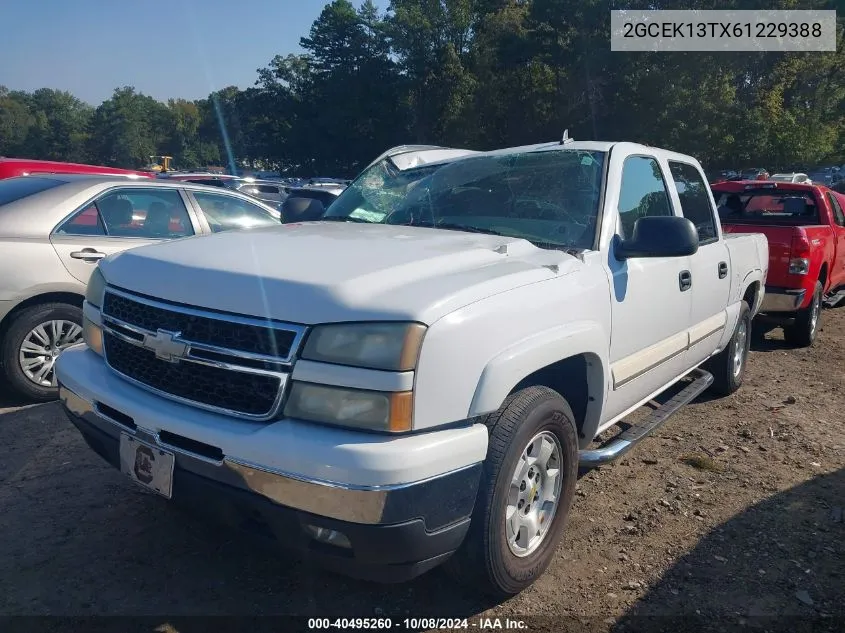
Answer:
xmin=681 ymin=453 xmax=724 ymax=472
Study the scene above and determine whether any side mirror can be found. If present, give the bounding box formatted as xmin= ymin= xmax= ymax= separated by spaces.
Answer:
xmin=280 ymin=197 xmax=325 ymax=224
xmin=615 ymin=215 xmax=699 ymax=260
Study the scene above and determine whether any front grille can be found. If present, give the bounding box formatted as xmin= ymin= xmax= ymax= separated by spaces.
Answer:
xmin=103 ymin=292 xmax=297 ymax=360
xmin=104 ymin=333 xmax=280 ymax=417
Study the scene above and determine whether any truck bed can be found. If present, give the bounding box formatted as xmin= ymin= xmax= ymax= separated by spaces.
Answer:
xmin=723 ymin=222 xmax=832 ymax=289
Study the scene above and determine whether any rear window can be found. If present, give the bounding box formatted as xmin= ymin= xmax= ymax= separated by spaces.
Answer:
xmin=713 ymin=189 xmax=820 ymax=225
xmin=0 ymin=177 xmax=64 ymax=206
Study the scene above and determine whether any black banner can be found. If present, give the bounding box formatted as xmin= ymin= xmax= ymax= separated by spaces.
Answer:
xmin=0 ymin=616 xmax=843 ymax=633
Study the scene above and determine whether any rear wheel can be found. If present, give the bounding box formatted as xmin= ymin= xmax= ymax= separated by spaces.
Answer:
xmin=706 ymin=300 xmax=751 ymax=396
xmin=784 ymin=281 xmax=822 ymax=347
xmin=444 ymin=386 xmax=579 ymax=597
xmin=1 ymin=303 xmax=83 ymax=402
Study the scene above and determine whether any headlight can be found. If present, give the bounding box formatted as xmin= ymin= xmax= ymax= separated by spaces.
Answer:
xmin=82 ymin=316 xmax=104 ymax=356
xmin=301 ymin=322 xmax=426 ymax=371
xmin=284 ymin=382 xmax=413 ymax=432
xmin=85 ymin=267 xmax=107 ymax=308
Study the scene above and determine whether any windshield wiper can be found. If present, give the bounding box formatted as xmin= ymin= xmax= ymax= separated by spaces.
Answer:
xmin=433 ymin=222 xmax=507 ymax=236
xmin=320 ymin=216 xmax=374 ymax=224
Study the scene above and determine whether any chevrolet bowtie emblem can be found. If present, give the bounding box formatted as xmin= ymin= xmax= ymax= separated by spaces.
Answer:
xmin=142 ymin=329 xmax=188 ymax=363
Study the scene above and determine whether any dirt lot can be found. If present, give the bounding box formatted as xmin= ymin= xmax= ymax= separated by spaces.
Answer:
xmin=1 ymin=308 xmax=844 ymax=632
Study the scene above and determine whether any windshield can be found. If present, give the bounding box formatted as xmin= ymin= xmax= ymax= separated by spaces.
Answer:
xmin=323 ymin=149 xmax=606 ymax=250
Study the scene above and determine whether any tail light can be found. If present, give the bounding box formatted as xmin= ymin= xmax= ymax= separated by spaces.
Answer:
xmin=788 ymin=232 xmax=811 ymax=275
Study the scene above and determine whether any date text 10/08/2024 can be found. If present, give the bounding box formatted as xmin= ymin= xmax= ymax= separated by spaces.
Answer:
xmin=307 ymin=618 xmax=528 ymax=630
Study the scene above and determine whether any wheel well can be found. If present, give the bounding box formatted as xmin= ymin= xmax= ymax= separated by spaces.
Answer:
xmin=0 ymin=292 xmax=84 ymax=337
xmin=742 ymin=282 xmax=760 ymax=313
xmin=819 ymin=262 xmax=828 ymax=289
xmin=509 ymin=354 xmax=597 ymax=439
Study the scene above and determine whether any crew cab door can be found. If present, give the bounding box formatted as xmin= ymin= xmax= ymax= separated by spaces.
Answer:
xmin=602 ymin=150 xmax=694 ymax=423
xmin=667 ymin=161 xmax=731 ymax=367
xmin=50 ymin=187 xmax=199 ymax=284
xmin=824 ymin=191 xmax=845 ymax=289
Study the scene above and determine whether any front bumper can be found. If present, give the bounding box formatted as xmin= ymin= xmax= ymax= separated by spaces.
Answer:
xmin=760 ymin=286 xmax=806 ymax=313
xmin=56 ymin=347 xmax=486 ymax=583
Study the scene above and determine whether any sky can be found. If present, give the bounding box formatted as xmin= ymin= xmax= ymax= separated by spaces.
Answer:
xmin=0 ymin=0 xmax=333 ymax=105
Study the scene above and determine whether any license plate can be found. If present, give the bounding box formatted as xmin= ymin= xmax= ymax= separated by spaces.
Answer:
xmin=119 ymin=432 xmax=175 ymax=499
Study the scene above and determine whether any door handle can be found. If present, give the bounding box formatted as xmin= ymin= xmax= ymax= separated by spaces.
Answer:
xmin=679 ymin=270 xmax=692 ymax=292
xmin=718 ymin=261 xmax=728 ymax=279
xmin=70 ymin=248 xmax=106 ymax=261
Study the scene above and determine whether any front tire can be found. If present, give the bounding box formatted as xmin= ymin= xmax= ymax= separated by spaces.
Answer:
xmin=706 ymin=300 xmax=751 ymax=397
xmin=784 ymin=281 xmax=822 ymax=347
xmin=444 ymin=386 xmax=579 ymax=597
xmin=1 ymin=303 xmax=83 ymax=402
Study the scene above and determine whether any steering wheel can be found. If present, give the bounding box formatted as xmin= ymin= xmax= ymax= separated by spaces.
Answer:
xmin=383 ymin=199 xmax=436 ymax=227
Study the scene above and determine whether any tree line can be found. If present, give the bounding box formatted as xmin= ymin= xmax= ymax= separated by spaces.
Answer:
xmin=1 ymin=0 xmax=843 ymax=178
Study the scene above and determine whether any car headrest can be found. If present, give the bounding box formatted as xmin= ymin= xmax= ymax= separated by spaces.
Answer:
xmin=782 ymin=197 xmax=806 ymax=215
xmin=145 ymin=202 xmax=171 ymax=232
xmin=281 ymin=197 xmax=325 ymax=223
xmin=100 ymin=198 xmax=134 ymax=225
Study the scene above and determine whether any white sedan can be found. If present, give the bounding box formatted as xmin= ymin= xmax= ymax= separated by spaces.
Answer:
xmin=0 ymin=174 xmax=281 ymax=401
xmin=769 ymin=172 xmax=812 ymax=184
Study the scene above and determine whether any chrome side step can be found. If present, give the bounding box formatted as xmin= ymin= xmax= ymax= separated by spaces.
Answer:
xmin=823 ymin=289 xmax=845 ymax=308
xmin=578 ymin=368 xmax=714 ymax=468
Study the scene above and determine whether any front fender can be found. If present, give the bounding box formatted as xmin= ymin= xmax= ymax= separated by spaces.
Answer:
xmin=468 ymin=320 xmax=609 ymax=443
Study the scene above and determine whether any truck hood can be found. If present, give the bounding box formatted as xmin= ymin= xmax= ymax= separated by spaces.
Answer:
xmin=100 ymin=222 xmax=581 ymax=324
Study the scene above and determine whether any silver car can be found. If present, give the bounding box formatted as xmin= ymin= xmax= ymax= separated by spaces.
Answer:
xmin=0 ymin=174 xmax=282 ymax=401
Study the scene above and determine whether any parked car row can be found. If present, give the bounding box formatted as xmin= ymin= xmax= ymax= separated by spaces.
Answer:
xmin=156 ymin=172 xmax=350 ymax=208
xmin=712 ymin=165 xmax=843 ymax=187
xmin=47 ymin=139 xmax=772 ymax=599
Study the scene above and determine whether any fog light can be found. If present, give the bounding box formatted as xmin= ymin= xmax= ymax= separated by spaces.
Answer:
xmin=304 ymin=524 xmax=351 ymax=548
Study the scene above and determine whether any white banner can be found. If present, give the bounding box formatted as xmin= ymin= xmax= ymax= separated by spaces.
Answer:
xmin=610 ymin=10 xmax=838 ymax=52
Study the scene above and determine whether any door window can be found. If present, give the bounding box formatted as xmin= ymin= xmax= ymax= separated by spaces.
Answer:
xmin=826 ymin=192 xmax=845 ymax=227
xmin=669 ymin=161 xmax=719 ymax=243
xmin=617 ymin=156 xmax=673 ymax=238
xmin=192 ymin=191 xmax=279 ymax=232
xmin=55 ymin=188 xmax=194 ymax=238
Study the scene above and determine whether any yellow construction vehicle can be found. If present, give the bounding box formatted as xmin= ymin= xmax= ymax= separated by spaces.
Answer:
xmin=146 ymin=155 xmax=174 ymax=173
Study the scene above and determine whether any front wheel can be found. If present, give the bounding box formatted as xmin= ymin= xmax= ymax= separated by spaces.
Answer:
xmin=444 ymin=386 xmax=579 ymax=597
xmin=1 ymin=303 xmax=83 ymax=402
xmin=784 ymin=281 xmax=822 ymax=347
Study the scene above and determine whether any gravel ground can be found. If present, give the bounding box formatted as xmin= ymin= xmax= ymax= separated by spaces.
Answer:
xmin=1 ymin=309 xmax=843 ymax=632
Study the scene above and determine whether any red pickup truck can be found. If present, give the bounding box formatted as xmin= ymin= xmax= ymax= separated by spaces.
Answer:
xmin=711 ymin=180 xmax=845 ymax=346
xmin=0 ymin=158 xmax=153 ymax=180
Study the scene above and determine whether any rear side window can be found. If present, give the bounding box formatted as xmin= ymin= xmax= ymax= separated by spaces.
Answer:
xmin=668 ymin=161 xmax=718 ymax=243
xmin=55 ymin=188 xmax=195 ymax=238
xmin=826 ymin=192 xmax=845 ymax=227
xmin=0 ymin=177 xmax=64 ymax=206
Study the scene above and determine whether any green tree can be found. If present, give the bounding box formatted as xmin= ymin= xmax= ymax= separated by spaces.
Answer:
xmin=88 ymin=87 xmax=172 ymax=168
xmin=0 ymin=87 xmax=35 ymax=157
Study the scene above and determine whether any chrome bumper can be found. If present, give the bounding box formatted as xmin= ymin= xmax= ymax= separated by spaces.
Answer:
xmin=760 ymin=287 xmax=806 ymax=313
xmin=59 ymin=385 xmax=480 ymax=527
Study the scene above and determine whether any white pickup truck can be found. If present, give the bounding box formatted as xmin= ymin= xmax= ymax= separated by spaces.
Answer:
xmin=56 ymin=139 xmax=768 ymax=597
